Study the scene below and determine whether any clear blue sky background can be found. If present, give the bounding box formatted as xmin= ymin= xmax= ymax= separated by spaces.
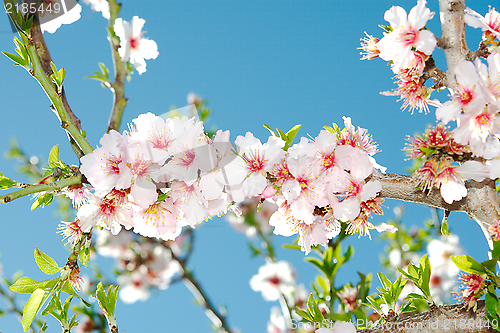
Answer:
xmin=0 ymin=0 xmax=492 ymax=332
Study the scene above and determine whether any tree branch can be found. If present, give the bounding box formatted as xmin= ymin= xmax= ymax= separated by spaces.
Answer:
xmin=164 ymin=242 xmax=234 ymax=333
xmin=106 ymin=0 xmax=129 ymax=133
xmin=28 ymin=16 xmax=92 ymax=156
xmin=438 ymin=0 xmax=472 ymax=88
xmin=0 ymin=174 xmax=82 ymax=205
xmin=373 ymin=173 xmax=500 ymax=246
xmin=358 ymin=300 xmax=496 ymax=333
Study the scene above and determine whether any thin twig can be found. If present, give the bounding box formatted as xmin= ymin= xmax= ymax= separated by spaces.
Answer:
xmin=106 ymin=0 xmax=129 ymax=133
xmin=0 ymin=174 xmax=82 ymax=205
xmin=164 ymin=241 xmax=234 ymax=333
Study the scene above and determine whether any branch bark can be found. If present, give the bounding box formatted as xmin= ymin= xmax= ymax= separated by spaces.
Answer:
xmin=438 ymin=0 xmax=471 ymax=88
xmin=358 ymin=301 xmax=496 ymax=333
xmin=373 ymin=172 xmax=500 ymax=246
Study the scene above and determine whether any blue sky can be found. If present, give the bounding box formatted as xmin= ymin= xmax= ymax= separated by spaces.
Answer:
xmin=0 ymin=0 xmax=492 ymax=332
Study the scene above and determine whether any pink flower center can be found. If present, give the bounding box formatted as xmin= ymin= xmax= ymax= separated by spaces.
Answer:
xmin=473 ymin=111 xmax=494 ymax=130
xmin=486 ymin=10 xmax=500 ymax=33
xmin=321 ymin=152 xmax=335 ymax=170
xmin=178 ymin=149 xmax=196 ymax=167
xmin=128 ymin=157 xmax=151 ymax=177
xmin=398 ymin=26 xmax=418 ymax=48
xmin=457 ymin=86 xmax=474 ymax=106
xmin=151 ymin=132 xmax=173 ymax=150
xmin=345 ymin=178 xmax=362 ymax=198
xmin=272 ymin=161 xmax=293 ymax=183
xmin=99 ymin=202 xmax=116 ymax=216
xmin=130 ymin=37 xmax=139 ymax=51
xmin=245 ymin=151 xmax=265 ymax=174
xmin=106 ymin=155 xmax=122 ymax=175
xmin=268 ymin=276 xmax=281 ymax=285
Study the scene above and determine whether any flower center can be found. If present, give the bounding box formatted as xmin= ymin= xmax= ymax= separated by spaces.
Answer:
xmin=130 ymin=37 xmax=139 ymax=51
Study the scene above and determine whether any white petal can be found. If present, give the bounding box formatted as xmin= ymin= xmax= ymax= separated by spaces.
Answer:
xmin=440 ymin=179 xmax=467 ymax=204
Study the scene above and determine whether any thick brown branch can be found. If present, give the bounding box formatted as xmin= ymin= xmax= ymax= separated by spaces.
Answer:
xmin=438 ymin=0 xmax=472 ymax=88
xmin=373 ymin=172 xmax=500 ymax=246
xmin=358 ymin=301 xmax=496 ymax=333
xmin=374 ymin=173 xmax=500 ymax=224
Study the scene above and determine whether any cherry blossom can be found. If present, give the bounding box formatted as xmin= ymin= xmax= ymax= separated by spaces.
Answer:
xmin=114 ymin=16 xmax=159 ymax=74
xmin=376 ymin=0 xmax=436 ymax=73
xmin=80 ymin=130 xmax=128 ymax=195
xmin=465 ymin=7 xmax=500 ymax=40
xmin=458 ymin=273 xmax=487 ymax=311
xmin=250 ymin=261 xmax=296 ymax=302
xmin=436 ymin=59 xmax=487 ymax=125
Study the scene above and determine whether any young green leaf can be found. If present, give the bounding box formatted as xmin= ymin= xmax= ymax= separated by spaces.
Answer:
xmin=0 ymin=172 xmax=17 ymax=190
xmin=451 ymin=255 xmax=487 ymax=275
xmin=2 ymin=51 xmax=26 ymax=67
xmin=22 ymin=288 xmax=45 ymax=332
xmin=34 ymin=248 xmax=60 ymax=275
xmin=263 ymin=124 xmax=278 ymax=137
xmin=31 ymin=193 xmax=54 ymax=211
xmin=10 ymin=277 xmax=58 ymax=294
xmin=48 ymin=144 xmax=59 ymax=168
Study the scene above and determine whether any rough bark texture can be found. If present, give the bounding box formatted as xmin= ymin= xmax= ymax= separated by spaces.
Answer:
xmin=438 ymin=0 xmax=470 ymax=88
xmin=358 ymin=301 xmax=496 ymax=333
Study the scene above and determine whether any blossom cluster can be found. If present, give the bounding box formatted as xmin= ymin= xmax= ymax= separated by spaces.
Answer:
xmin=361 ymin=0 xmax=438 ymax=114
xmin=362 ymin=1 xmax=500 ymax=205
xmin=94 ymin=229 xmax=181 ymax=304
xmin=75 ymin=112 xmax=394 ymax=254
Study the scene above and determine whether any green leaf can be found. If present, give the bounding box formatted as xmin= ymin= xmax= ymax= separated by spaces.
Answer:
xmin=276 ymin=128 xmax=287 ymax=141
xmin=418 ymin=254 xmax=431 ymax=296
xmin=48 ymin=145 xmax=59 ymax=168
xmin=377 ymin=272 xmax=392 ymax=290
xmin=283 ymin=124 xmax=301 ymax=150
xmin=440 ymin=219 xmax=449 ymax=235
xmin=404 ymin=292 xmax=427 ymax=301
xmin=263 ymin=124 xmax=278 ymax=137
xmin=62 ymin=281 xmax=91 ymax=307
xmin=58 ymin=68 xmax=66 ymax=83
xmin=31 ymin=193 xmax=54 ymax=211
xmin=2 ymin=51 xmax=26 ymax=66
xmin=295 ymin=309 xmax=313 ymax=322
xmin=22 ymin=288 xmax=45 ymax=332
xmin=305 ymin=258 xmax=325 ymax=275
xmin=0 ymin=172 xmax=17 ymax=190
xmin=399 ymin=301 xmax=417 ymax=314
xmin=10 ymin=277 xmax=58 ymax=294
xmin=34 ymin=248 xmax=60 ymax=275
xmin=366 ymin=295 xmax=382 ymax=314
xmin=481 ymin=258 xmax=498 ymax=274
xmin=451 ymin=255 xmax=487 ymax=275
xmin=486 ymin=293 xmax=498 ymax=318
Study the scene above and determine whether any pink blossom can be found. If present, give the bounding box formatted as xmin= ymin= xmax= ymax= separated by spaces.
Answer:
xmin=80 ymin=130 xmax=128 ymax=195
xmin=465 ymin=7 xmax=500 ymax=40
xmin=77 ymin=191 xmax=133 ymax=235
xmin=436 ymin=60 xmax=487 ymax=125
xmin=249 ymin=261 xmax=296 ymax=301
xmin=114 ymin=16 xmax=159 ymax=74
xmin=377 ymin=0 xmax=436 ymax=72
